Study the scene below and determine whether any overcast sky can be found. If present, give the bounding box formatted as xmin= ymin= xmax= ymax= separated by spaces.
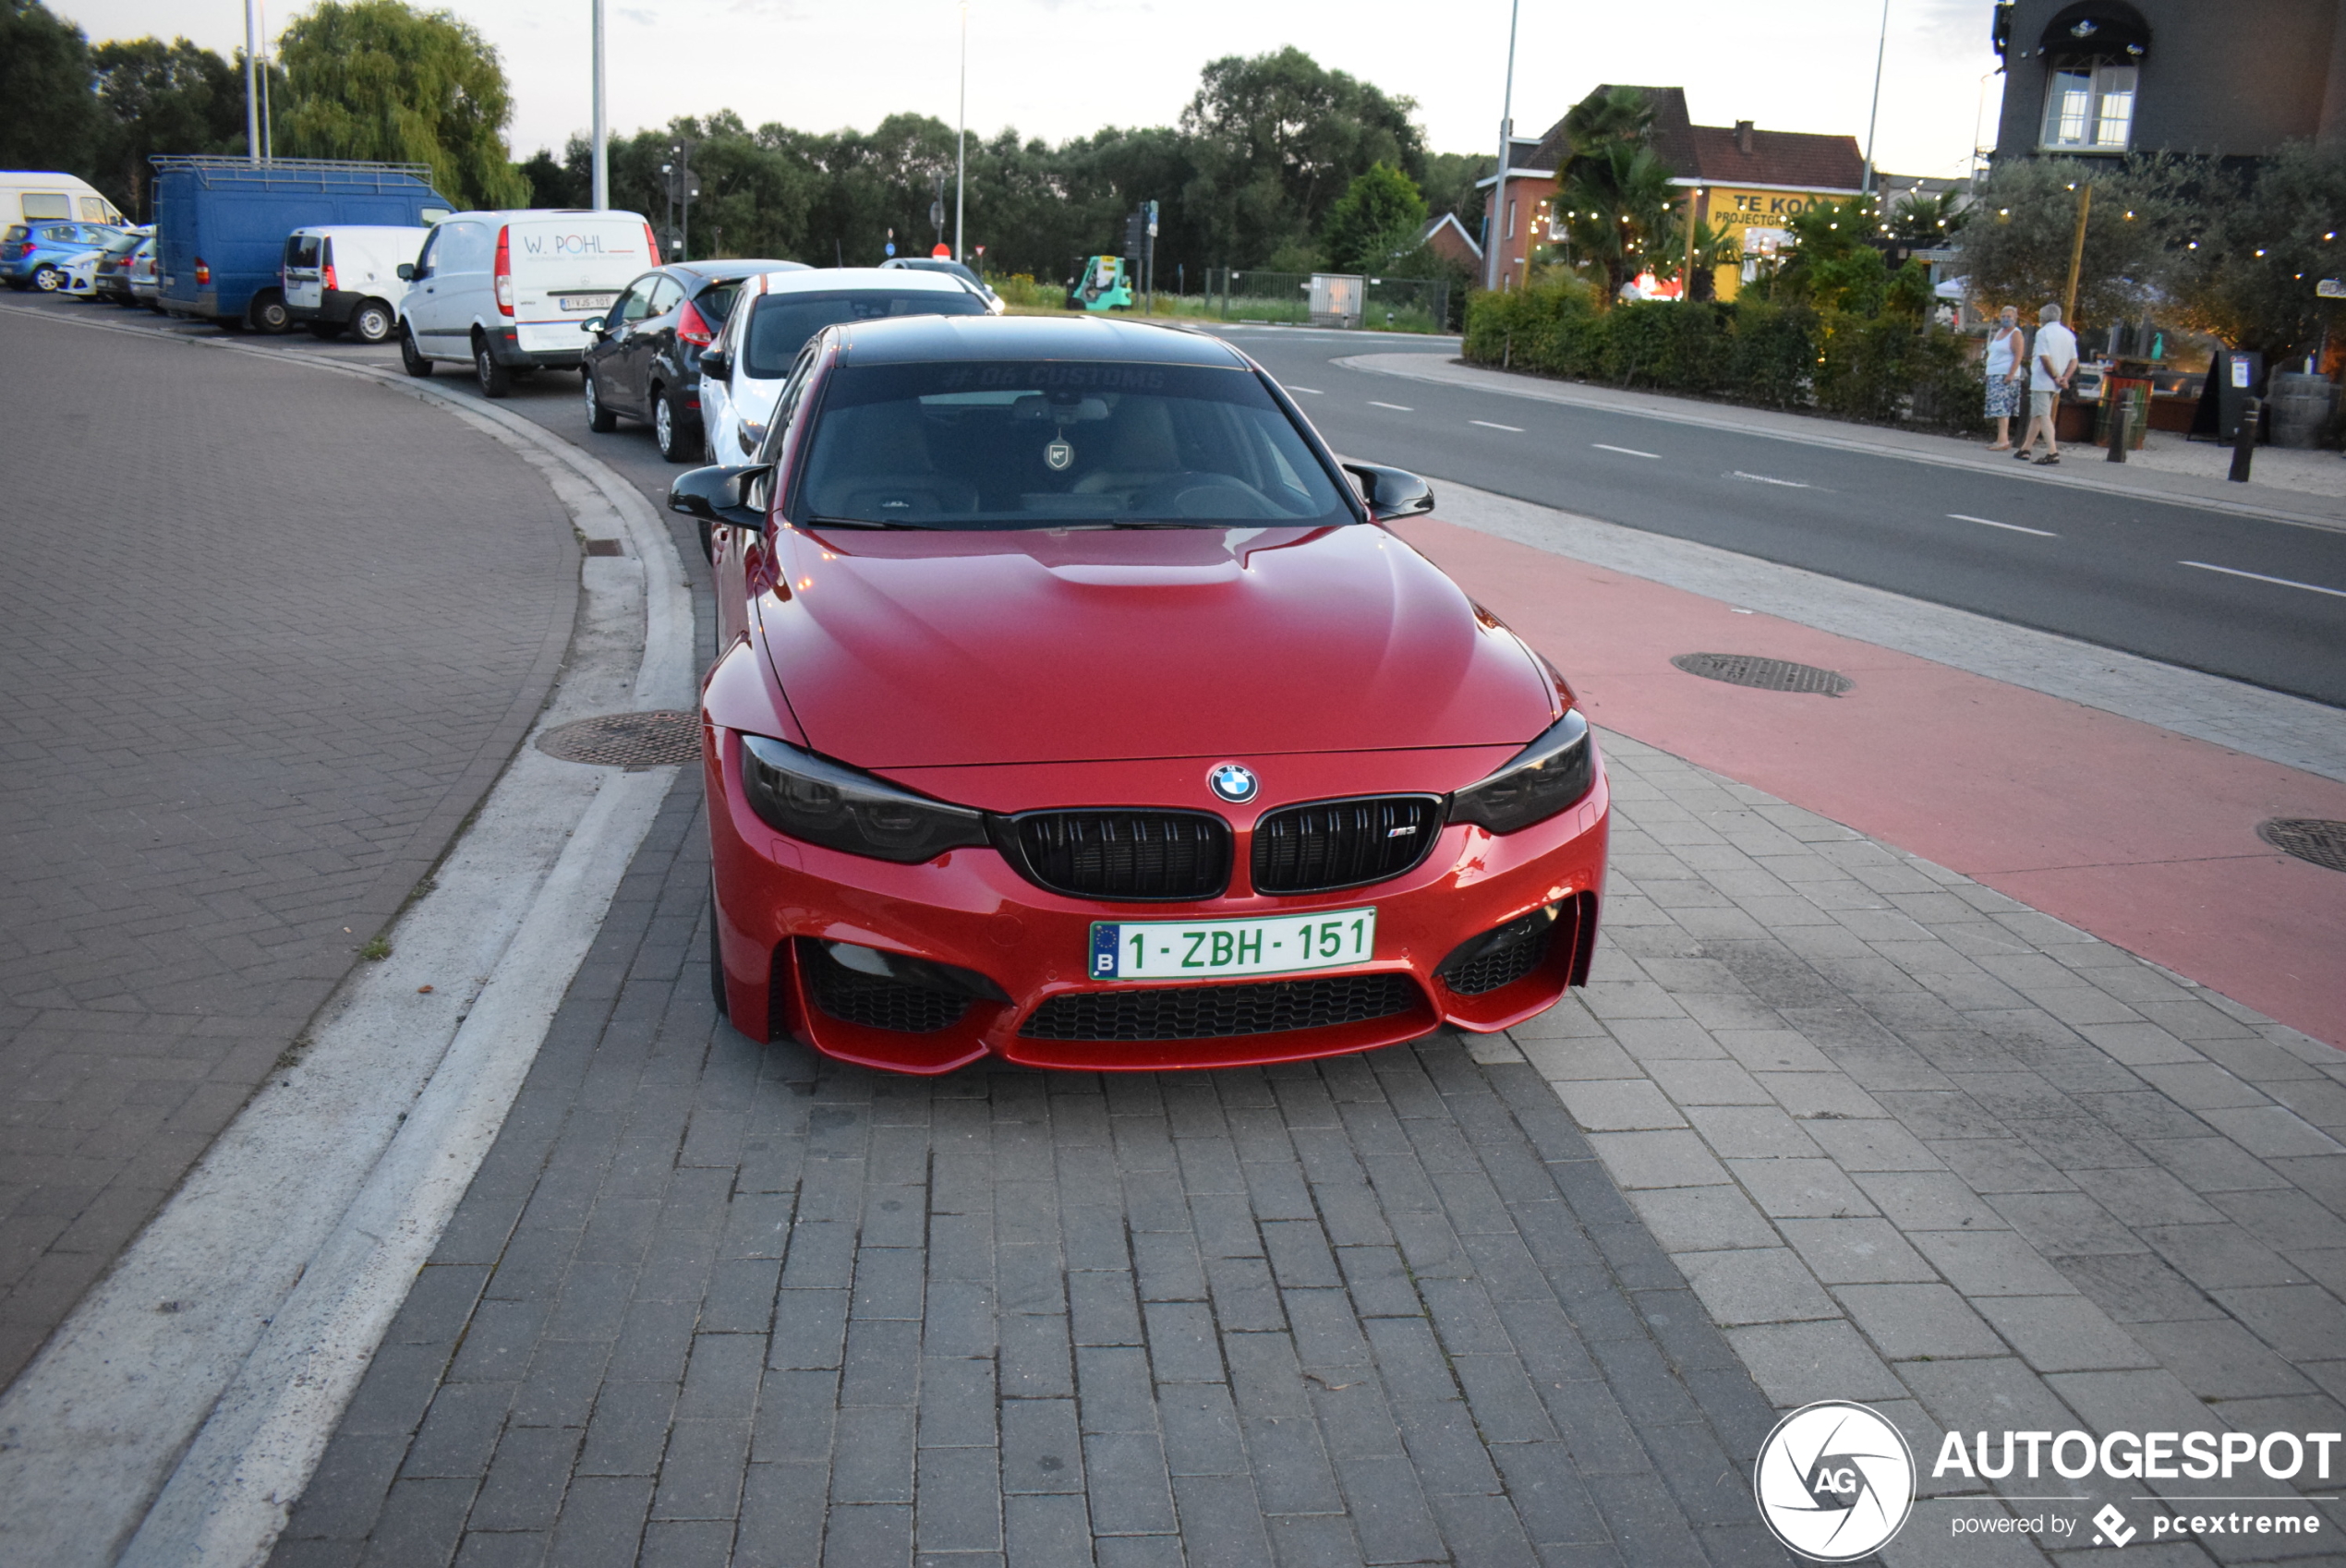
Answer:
xmin=60 ymin=0 xmax=2004 ymax=185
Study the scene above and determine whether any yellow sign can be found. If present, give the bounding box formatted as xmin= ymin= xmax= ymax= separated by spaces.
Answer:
xmin=1708 ymin=187 xmax=1844 ymax=227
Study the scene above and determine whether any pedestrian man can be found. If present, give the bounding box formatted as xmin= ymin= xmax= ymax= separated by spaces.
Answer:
xmin=2014 ymin=302 xmax=2077 ymax=465
xmin=1983 ymin=305 xmax=2026 ymax=450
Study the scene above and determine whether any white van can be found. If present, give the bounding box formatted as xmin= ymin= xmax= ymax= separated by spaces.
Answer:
xmin=396 ymin=208 xmax=656 ymax=396
xmin=282 ymin=224 xmax=429 ymax=343
xmin=0 ymin=172 xmax=125 ymax=227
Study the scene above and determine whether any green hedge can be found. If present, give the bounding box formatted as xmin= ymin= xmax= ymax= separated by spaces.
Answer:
xmin=1463 ymin=284 xmax=1986 ymax=434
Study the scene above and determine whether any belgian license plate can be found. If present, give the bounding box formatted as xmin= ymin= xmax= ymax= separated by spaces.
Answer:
xmin=559 ymin=292 xmax=616 ymax=310
xmin=1089 ymin=908 xmax=1376 ymax=982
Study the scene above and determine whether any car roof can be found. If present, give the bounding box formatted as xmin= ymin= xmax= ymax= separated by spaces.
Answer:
xmin=831 ymin=313 xmax=1248 ymax=368
xmin=671 ymin=259 xmax=811 ymax=283
xmin=749 ymin=266 xmax=981 ymax=298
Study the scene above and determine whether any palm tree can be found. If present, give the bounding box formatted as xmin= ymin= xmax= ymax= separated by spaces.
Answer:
xmin=1560 ymin=86 xmax=1654 ymax=168
xmin=1556 ymin=139 xmax=1677 ymax=300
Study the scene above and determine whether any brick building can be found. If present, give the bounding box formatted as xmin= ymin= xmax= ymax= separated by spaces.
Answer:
xmin=1990 ymin=0 xmax=2346 ymax=162
xmin=1476 ymin=87 xmax=1865 ymax=297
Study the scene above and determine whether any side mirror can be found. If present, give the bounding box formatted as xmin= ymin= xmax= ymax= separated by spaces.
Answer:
xmin=669 ymin=464 xmax=771 ymax=531
xmin=582 ymin=317 xmax=604 ymax=334
xmin=1342 ymin=463 xmax=1435 ymax=523
xmin=395 ymin=262 xmax=414 ymax=281
xmin=698 ymin=348 xmax=730 ymax=380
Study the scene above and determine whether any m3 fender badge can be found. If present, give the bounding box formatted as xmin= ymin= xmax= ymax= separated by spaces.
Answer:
xmin=1045 ymin=440 xmax=1073 ymax=471
xmin=1208 ymin=763 xmax=1258 ymax=803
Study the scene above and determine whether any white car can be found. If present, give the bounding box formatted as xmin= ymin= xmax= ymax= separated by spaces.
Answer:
xmin=396 ymin=208 xmax=657 ymax=397
xmin=697 ymin=267 xmax=994 ymax=465
xmin=58 ymin=247 xmax=103 ymax=298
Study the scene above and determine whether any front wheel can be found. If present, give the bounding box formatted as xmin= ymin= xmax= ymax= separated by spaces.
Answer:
xmin=652 ymin=386 xmax=695 ymax=464
xmin=473 ymin=337 xmax=511 ymax=399
xmin=399 ymin=323 xmax=434 ymax=378
xmin=32 ymin=265 xmax=62 ymax=293
xmin=347 ymin=299 xmax=394 ymax=344
xmin=248 ymin=290 xmax=291 ymax=333
xmin=584 ymin=370 xmax=617 ymax=432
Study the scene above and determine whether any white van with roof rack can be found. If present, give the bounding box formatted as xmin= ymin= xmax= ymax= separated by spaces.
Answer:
xmin=395 ymin=208 xmax=657 ymax=397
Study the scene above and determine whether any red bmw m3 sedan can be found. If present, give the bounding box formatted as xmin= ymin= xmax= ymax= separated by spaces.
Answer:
xmin=670 ymin=313 xmax=1608 ymax=1074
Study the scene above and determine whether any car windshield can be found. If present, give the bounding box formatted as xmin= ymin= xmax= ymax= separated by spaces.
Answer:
xmin=744 ymin=290 xmax=988 ymax=379
xmin=793 ymin=359 xmax=1352 ymax=530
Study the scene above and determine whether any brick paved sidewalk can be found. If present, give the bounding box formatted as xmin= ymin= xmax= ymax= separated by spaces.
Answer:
xmin=270 ymin=718 xmax=2346 ymax=1567
xmin=270 ymin=782 xmax=1791 ymax=1568
xmin=0 ymin=309 xmax=580 ymax=1385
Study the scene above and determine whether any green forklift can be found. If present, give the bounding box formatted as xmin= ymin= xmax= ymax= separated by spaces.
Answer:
xmin=1064 ymin=254 xmax=1134 ymax=312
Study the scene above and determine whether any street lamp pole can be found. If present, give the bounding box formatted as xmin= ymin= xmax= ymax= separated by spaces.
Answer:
xmin=1862 ymin=0 xmax=1890 ymax=197
xmin=244 ymin=0 xmax=260 ymax=163
xmin=591 ymin=0 xmax=609 ymax=210
xmin=955 ymin=0 xmax=968 ymax=264
xmin=1485 ymin=0 xmax=1520 ymax=293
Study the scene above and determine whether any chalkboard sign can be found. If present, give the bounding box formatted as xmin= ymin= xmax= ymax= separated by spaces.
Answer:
xmin=2189 ymin=349 xmax=2264 ymax=440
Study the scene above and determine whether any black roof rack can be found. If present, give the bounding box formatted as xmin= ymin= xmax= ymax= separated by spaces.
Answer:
xmin=148 ymin=156 xmax=439 ymax=188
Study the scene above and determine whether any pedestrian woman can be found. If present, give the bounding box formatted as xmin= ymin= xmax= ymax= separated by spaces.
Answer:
xmin=1983 ymin=306 xmax=2026 ymax=450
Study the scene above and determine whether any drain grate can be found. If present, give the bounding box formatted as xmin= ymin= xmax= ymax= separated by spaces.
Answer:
xmin=2258 ymin=818 xmax=2346 ymax=873
xmin=536 ymin=710 xmax=700 ymax=768
xmin=583 ymin=538 xmax=624 ymax=557
xmin=1671 ymin=652 xmax=1853 ymax=697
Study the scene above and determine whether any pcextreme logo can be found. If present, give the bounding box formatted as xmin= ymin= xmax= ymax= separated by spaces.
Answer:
xmin=1754 ymin=1401 xmax=1917 ymax=1562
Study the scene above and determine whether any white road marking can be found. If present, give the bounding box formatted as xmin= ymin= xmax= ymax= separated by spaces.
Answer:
xmin=1287 ymin=385 xmax=1324 ymax=394
xmin=1368 ymin=400 xmax=1413 ymax=411
xmin=2181 ymin=561 xmax=2346 ymax=598
xmin=1950 ymin=513 xmax=2058 ymax=537
xmin=1732 ymin=470 xmax=1809 ymax=488
xmin=1593 ymin=442 xmax=1660 ymax=458
xmin=1471 ymin=419 xmax=1524 ymax=432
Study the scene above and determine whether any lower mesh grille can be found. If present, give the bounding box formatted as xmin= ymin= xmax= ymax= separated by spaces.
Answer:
xmin=1252 ymin=795 xmax=1442 ymax=894
xmin=1440 ymin=923 xmax=1554 ymax=995
xmin=1005 ymin=811 xmax=1231 ymax=901
xmin=1020 ymin=971 xmax=1418 ymax=1042
xmin=799 ymin=940 xmax=972 ymax=1034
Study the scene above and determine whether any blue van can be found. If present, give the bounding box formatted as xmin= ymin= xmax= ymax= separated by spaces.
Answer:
xmin=151 ymin=156 xmax=452 ymax=331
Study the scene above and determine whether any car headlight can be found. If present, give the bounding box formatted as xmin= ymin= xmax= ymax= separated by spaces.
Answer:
xmin=738 ymin=733 xmax=990 ymax=863
xmin=1447 ymin=710 xmax=1596 ymax=835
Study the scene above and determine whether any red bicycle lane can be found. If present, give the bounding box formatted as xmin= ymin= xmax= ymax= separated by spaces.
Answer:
xmin=1394 ymin=516 xmax=2346 ymax=1050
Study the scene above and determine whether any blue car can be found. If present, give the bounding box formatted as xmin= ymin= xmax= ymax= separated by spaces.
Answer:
xmin=3 ymin=221 xmax=126 ymax=293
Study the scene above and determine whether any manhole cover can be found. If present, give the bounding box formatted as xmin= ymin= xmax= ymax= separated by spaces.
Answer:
xmin=1670 ymin=653 xmax=1853 ymax=697
xmin=536 ymin=710 xmax=700 ymax=768
xmin=2258 ymin=818 xmax=2346 ymax=873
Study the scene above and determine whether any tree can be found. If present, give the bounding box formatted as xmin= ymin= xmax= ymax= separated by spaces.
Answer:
xmin=1559 ymin=85 xmax=1654 ymax=170
xmin=1179 ymin=47 xmax=1424 ymax=268
xmin=90 ymin=38 xmax=248 ymax=218
xmin=277 ymin=0 xmax=526 ymax=210
xmin=1320 ymin=163 xmax=1426 ymax=274
xmin=1420 ymin=151 xmax=1489 ymax=244
xmin=1954 ymin=153 xmax=2195 ymax=330
xmin=2165 ymin=140 xmax=2346 ymax=368
xmin=1554 ymin=139 xmax=1678 ymax=300
xmin=0 ymin=0 xmax=100 ymax=175
xmin=1888 ymin=188 xmax=1965 ymax=243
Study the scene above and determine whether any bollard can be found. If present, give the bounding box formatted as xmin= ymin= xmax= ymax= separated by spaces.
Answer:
xmin=2105 ymin=391 xmax=2129 ymax=463
xmin=2229 ymin=397 xmax=2260 ymax=483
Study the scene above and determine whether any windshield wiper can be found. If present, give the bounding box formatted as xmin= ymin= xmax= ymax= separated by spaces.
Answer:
xmin=800 ymin=514 xmax=946 ymax=530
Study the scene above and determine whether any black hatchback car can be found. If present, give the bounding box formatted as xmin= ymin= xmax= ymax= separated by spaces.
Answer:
xmin=585 ymin=259 xmax=807 ymax=461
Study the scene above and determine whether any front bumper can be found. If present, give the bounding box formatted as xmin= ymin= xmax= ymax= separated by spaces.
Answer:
xmin=707 ymin=727 xmax=1610 ymax=1074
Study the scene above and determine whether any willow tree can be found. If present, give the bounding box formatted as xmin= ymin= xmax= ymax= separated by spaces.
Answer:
xmin=278 ymin=0 xmax=526 ymax=210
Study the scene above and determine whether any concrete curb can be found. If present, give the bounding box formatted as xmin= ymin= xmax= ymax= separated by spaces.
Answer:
xmin=0 ymin=310 xmax=694 ymax=1568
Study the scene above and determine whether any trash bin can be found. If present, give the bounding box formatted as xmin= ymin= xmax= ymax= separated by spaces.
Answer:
xmin=2267 ymin=371 xmax=2339 ymax=449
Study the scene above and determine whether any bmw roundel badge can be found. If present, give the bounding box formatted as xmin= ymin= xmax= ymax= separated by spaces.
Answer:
xmin=1208 ymin=763 xmax=1258 ymax=804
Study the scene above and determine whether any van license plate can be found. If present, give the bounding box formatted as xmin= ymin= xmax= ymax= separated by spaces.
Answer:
xmin=558 ymin=292 xmax=616 ymax=311
xmin=1088 ymin=908 xmax=1375 ymax=982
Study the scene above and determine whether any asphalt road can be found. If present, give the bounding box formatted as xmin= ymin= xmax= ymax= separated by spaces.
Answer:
xmin=30 ymin=294 xmax=2346 ymax=707
xmin=1220 ymin=326 xmax=2346 ymax=710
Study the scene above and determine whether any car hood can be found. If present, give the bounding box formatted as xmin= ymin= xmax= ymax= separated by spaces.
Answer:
xmin=756 ymin=523 xmax=1556 ymax=767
